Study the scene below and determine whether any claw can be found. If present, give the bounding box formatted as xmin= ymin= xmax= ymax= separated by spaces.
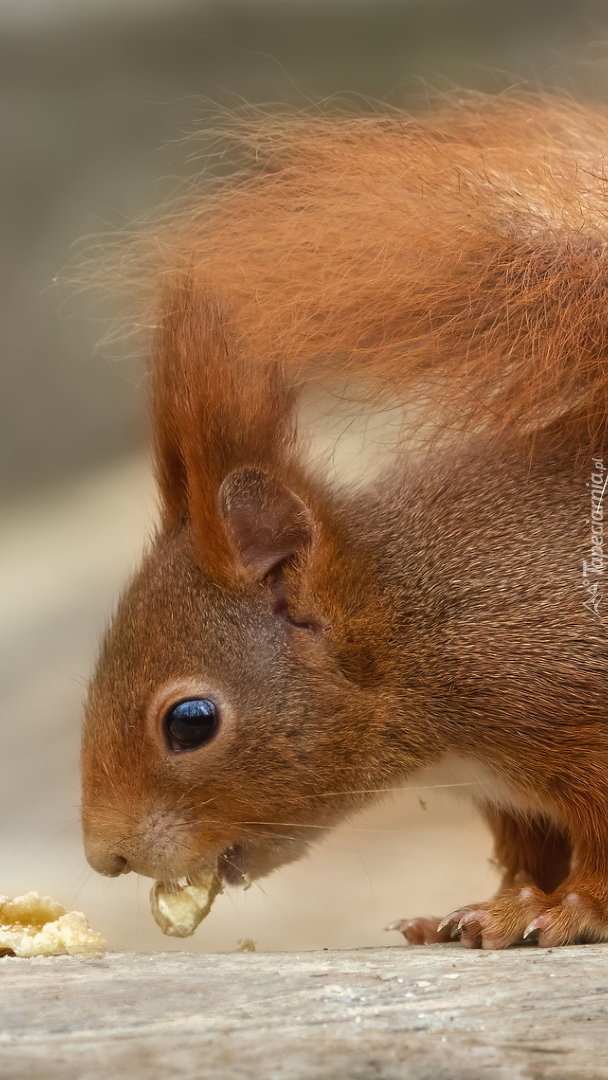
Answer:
xmin=436 ymin=913 xmax=456 ymax=933
xmin=523 ymin=916 xmax=545 ymax=940
xmin=457 ymin=913 xmax=480 ymax=932
xmin=385 ymin=919 xmax=407 ymax=932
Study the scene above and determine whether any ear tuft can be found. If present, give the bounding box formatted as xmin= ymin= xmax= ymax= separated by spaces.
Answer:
xmin=219 ymin=467 xmax=313 ymax=578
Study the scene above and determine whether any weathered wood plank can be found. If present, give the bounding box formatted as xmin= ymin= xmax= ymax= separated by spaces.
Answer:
xmin=2 ymin=945 xmax=608 ymax=1079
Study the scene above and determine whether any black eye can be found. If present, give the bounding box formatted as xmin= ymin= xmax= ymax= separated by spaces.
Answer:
xmin=164 ymin=699 xmax=218 ymax=753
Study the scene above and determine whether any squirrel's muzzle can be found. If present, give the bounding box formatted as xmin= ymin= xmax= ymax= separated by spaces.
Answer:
xmin=83 ymin=839 xmax=131 ymax=878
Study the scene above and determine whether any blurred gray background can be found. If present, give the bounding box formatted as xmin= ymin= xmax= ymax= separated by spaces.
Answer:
xmin=2 ymin=0 xmax=608 ymax=952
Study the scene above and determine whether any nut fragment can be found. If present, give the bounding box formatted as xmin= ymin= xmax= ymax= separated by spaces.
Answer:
xmin=0 ymin=892 xmax=106 ymax=958
xmin=150 ymin=871 xmax=223 ymax=938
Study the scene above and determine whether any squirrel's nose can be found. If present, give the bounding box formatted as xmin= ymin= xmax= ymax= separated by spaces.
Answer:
xmin=85 ymin=843 xmax=131 ymax=877
xmin=104 ymin=854 xmax=130 ymax=877
xmin=96 ymin=853 xmax=130 ymax=877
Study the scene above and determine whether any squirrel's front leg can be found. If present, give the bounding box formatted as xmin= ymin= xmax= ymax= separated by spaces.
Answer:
xmin=450 ymin=801 xmax=608 ymax=948
xmin=441 ymin=845 xmax=608 ymax=949
xmin=388 ymin=806 xmax=574 ymax=948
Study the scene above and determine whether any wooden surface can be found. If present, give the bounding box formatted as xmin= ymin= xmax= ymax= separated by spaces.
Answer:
xmin=2 ymin=944 xmax=608 ymax=1079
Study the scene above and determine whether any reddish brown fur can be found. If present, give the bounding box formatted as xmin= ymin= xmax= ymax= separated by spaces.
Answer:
xmin=149 ymin=94 xmax=608 ymax=450
xmin=152 ymin=280 xmax=301 ymax=584
xmin=82 ymin=94 xmax=608 ymax=949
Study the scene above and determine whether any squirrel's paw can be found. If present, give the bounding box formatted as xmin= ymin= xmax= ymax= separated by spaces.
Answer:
xmin=432 ymin=885 xmax=608 ymax=949
xmin=520 ymin=889 xmax=608 ymax=947
xmin=434 ymin=886 xmax=549 ymax=949
xmin=385 ymin=916 xmax=455 ymax=945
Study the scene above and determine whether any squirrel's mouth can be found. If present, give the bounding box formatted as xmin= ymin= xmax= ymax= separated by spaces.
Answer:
xmin=218 ymin=843 xmax=250 ymax=887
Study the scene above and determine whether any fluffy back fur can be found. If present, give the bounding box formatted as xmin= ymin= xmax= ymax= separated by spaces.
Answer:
xmin=143 ymin=94 xmax=608 ymax=457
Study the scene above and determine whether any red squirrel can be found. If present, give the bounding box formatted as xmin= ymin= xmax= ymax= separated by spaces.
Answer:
xmin=81 ymin=94 xmax=608 ymax=949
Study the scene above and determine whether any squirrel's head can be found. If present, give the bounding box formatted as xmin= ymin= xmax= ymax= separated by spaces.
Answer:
xmin=81 ymin=465 xmax=392 ymax=888
xmin=81 ymin=285 xmax=401 ymax=892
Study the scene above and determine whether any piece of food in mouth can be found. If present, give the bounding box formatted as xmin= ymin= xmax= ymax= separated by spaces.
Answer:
xmin=150 ymin=870 xmax=223 ymax=938
xmin=0 ymin=892 xmax=106 ymax=958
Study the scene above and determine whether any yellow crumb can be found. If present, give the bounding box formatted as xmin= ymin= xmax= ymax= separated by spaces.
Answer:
xmin=150 ymin=871 xmax=223 ymax=938
xmin=0 ymin=892 xmax=106 ymax=958
xmin=235 ymin=938 xmax=256 ymax=953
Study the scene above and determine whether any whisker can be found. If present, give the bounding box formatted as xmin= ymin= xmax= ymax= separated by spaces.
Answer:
xmin=286 ymin=781 xmax=493 ymax=801
xmin=209 ymin=823 xmax=299 ymax=845
xmin=61 ymin=669 xmax=89 ymax=687
xmin=214 ymin=814 xmax=484 ymax=838
xmin=220 ymin=852 xmax=276 ymax=906
xmin=86 ymin=803 xmax=141 ymax=825
xmin=358 ymin=851 xmax=376 ymax=912
xmin=69 ymin=866 xmax=95 ymax=904
xmin=163 ymin=835 xmax=202 ymax=859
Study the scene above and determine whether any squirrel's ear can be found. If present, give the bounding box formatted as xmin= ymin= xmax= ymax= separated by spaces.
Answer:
xmin=219 ymin=467 xmax=313 ymax=578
